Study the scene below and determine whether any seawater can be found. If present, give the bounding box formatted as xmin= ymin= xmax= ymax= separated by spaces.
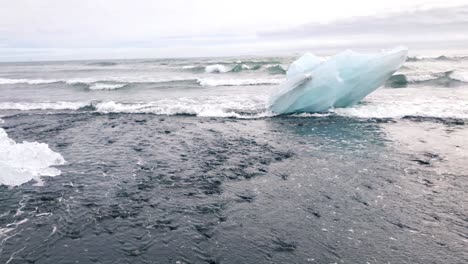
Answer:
xmin=0 ymin=54 xmax=467 ymax=263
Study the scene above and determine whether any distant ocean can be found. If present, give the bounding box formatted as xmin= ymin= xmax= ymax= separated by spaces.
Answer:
xmin=0 ymin=53 xmax=467 ymax=263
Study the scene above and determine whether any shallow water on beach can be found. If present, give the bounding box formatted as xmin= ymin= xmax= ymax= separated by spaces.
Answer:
xmin=0 ymin=113 xmax=467 ymax=264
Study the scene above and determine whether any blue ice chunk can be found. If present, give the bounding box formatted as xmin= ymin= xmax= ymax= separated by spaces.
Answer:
xmin=268 ymin=47 xmax=408 ymax=114
xmin=286 ymin=52 xmax=324 ymax=79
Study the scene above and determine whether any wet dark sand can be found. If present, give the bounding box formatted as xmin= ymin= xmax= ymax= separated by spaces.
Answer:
xmin=0 ymin=113 xmax=467 ymax=264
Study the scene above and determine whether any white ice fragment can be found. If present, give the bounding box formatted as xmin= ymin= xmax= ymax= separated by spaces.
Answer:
xmin=268 ymin=47 xmax=408 ymax=114
xmin=0 ymin=128 xmax=65 ymax=186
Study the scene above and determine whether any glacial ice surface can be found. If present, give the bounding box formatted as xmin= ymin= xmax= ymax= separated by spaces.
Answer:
xmin=268 ymin=47 xmax=408 ymax=114
xmin=0 ymin=126 xmax=65 ymax=186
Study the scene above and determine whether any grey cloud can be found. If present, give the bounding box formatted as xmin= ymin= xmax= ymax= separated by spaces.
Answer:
xmin=259 ymin=6 xmax=468 ymax=39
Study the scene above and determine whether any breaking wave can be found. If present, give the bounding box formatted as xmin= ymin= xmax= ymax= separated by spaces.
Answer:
xmin=333 ymin=102 xmax=468 ymax=119
xmin=386 ymin=70 xmax=468 ymax=87
xmin=333 ymin=88 xmax=468 ymax=119
xmin=406 ymin=55 xmax=468 ymax=62
xmin=205 ymin=64 xmax=229 ymax=73
xmin=94 ymin=99 xmax=271 ymax=118
xmin=181 ymin=65 xmax=205 ymax=72
xmin=0 ymin=123 xmax=65 ymax=186
xmin=197 ymin=78 xmax=283 ymax=87
xmin=180 ymin=63 xmax=279 ymax=74
xmin=450 ymin=71 xmax=468 ymax=82
xmin=230 ymin=64 xmax=254 ymax=72
xmin=88 ymin=83 xmax=128 ymax=90
xmin=266 ymin=65 xmax=287 ymax=75
xmin=0 ymin=99 xmax=270 ymax=118
xmin=14 ymin=71 xmax=467 ymax=89
xmin=0 ymin=78 xmax=61 ymax=85
xmin=0 ymin=101 xmax=91 ymax=110
xmin=0 ymin=76 xmax=284 ymax=88
xmin=1 ymin=89 xmax=467 ymax=120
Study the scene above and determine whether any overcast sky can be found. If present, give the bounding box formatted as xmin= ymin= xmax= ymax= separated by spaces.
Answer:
xmin=1 ymin=0 xmax=467 ymax=61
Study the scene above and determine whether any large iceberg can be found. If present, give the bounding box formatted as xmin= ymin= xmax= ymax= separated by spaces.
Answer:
xmin=267 ymin=47 xmax=408 ymax=114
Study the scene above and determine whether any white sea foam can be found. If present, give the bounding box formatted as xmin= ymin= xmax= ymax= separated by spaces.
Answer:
xmin=290 ymin=113 xmax=332 ymax=118
xmin=88 ymin=83 xmax=127 ymax=90
xmin=205 ymin=64 xmax=228 ymax=73
xmin=333 ymin=88 xmax=468 ymax=119
xmin=197 ymin=78 xmax=283 ymax=87
xmin=0 ymin=101 xmax=90 ymax=111
xmin=0 ymin=85 xmax=467 ymax=120
xmin=404 ymin=73 xmax=443 ymax=82
xmin=0 ymin=78 xmax=60 ymax=85
xmin=181 ymin=65 xmax=197 ymax=69
xmin=0 ymin=126 xmax=65 ymax=186
xmin=0 ymin=76 xmax=290 ymax=88
xmin=65 ymin=77 xmax=191 ymax=85
xmin=1 ymin=87 xmax=467 ymax=120
xmin=1 ymin=76 xmax=293 ymax=88
xmin=449 ymin=71 xmax=468 ymax=82
xmin=388 ymin=70 xmax=468 ymax=84
xmin=0 ymin=77 xmax=194 ymax=86
xmin=94 ymin=97 xmax=271 ymax=118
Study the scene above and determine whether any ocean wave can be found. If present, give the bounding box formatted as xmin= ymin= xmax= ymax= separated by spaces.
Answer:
xmin=0 ymin=76 xmax=286 ymax=89
xmin=1 ymin=93 xmax=467 ymax=120
xmin=333 ymin=88 xmax=468 ymax=119
xmin=0 ymin=98 xmax=271 ymax=118
xmin=230 ymin=64 xmax=253 ymax=72
xmin=266 ymin=65 xmax=287 ymax=75
xmin=93 ymin=99 xmax=272 ymax=118
xmin=0 ymin=126 xmax=65 ymax=186
xmin=449 ymin=71 xmax=468 ymax=82
xmin=205 ymin=64 xmax=229 ymax=73
xmin=0 ymin=78 xmax=61 ymax=85
xmin=0 ymin=101 xmax=90 ymax=111
xmin=181 ymin=65 xmax=197 ymax=69
xmin=406 ymin=55 xmax=468 ymax=62
xmin=180 ymin=65 xmax=201 ymax=70
xmin=235 ymin=60 xmax=283 ymax=65
xmin=180 ymin=65 xmax=205 ymax=73
xmin=75 ymin=77 xmax=282 ymax=88
xmin=197 ymin=78 xmax=283 ymax=87
xmin=183 ymin=63 xmax=264 ymax=73
xmin=0 ymin=76 xmax=199 ymax=86
xmin=386 ymin=71 xmax=468 ymax=87
xmin=94 ymin=101 xmax=245 ymax=117
xmin=64 ymin=77 xmax=195 ymax=86
xmin=203 ymin=63 xmax=272 ymax=73
xmin=86 ymin=61 xmax=118 ymax=66
xmin=88 ymin=83 xmax=128 ymax=90
xmin=290 ymin=113 xmax=332 ymax=118
xmin=333 ymin=103 xmax=468 ymax=119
